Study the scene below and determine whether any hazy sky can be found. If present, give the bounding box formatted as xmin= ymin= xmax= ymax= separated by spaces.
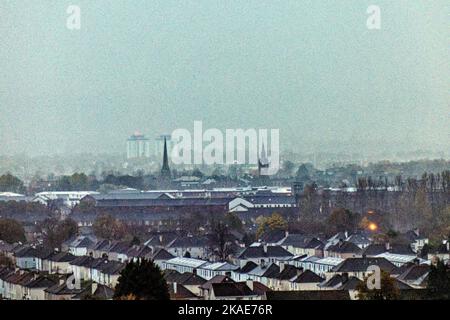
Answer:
xmin=0 ymin=1 xmax=448 ymax=156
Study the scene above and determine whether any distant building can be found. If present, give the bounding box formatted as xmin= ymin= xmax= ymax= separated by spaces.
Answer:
xmin=127 ymin=132 xmax=151 ymax=159
xmin=34 ymin=191 xmax=99 ymax=208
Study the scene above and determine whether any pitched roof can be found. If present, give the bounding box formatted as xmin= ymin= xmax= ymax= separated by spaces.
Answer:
xmin=281 ymin=235 xmax=323 ymax=249
xmin=211 ymin=282 xmax=256 ymax=297
xmin=332 ymin=257 xmax=397 ymax=273
xmin=389 ymin=244 xmax=416 ymax=255
xmin=92 ymin=239 xmax=111 ymax=251
xmin=168 ymin=236 xmax=209 ymax=248
xmin=200 ymin=275 xmax=235 ymax=290
xmin=361 ymin=244 xmax=387 ymax=256
xmin=247 ymin=263 xmax=280 ymax=278
xmin=327 ymin=241 xmax=362 ymax=254
xmin=125 ymin=245 xmax=153 ymax=259
xmin=70 ymin=255 xmax=95 ymax=267
xmin=397 ymin=265 xmax=430 ymax=281
xmin=200 ymin=262 xmax=239 ymax=271
xmin=346 ymin=233 xmax=371 ymax=246
xmin=24 ymin=275 xmax=57 ymax=289
xmin=47 ymin=252 xmax=76 ymax=262
xmin=319 ymin=274 xmax=345 ymax=288
xmin=152 ymin=248 xmax=174 ymax=261
xmin=14 ymin=246 xmax=39 ymax=258
xmin=251 ymin=281 xmax=272 ymax=295
xmin=277 ymin=264 xmax=302 ymax=280
xmin=96 ymin=260 xmax=125 ymax=275
xmin=45 ymin=282 xmax=86 ymax=295
xmin=337 ymin=276 xmax=363 ymax=290
xmin=165 ymin=272 xmax=206 ymax=286
xmin=164 ymin=257 xmax=209 ymax=269
xmin=237 ymin=245 xmax=293 ymax=259
xmin=292 ymin=270 xmax=324 ymax=283
xmin=169 ymin=283 xmax=198 ymax=299
xmin=69 ymin=236 xmax=96 ymax=249
xmin=266 ymin=290 xmax=351 ymax=300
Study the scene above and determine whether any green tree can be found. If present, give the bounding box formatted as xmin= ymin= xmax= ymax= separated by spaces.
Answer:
xmin=0 ymin=218 xmax=26 ymax=243
xmin=256 ymin=213 xmax=287 ymax=239
xmin=356 ymin=271 xmax=400 ymax=300
xmin=114 ymin=259 xmax=170 ymax=300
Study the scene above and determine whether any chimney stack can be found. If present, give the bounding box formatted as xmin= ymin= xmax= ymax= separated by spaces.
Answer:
xmin=91 ymin=282 xmax=98 ymax=295
xmin=263 ymin=244 xmax=268 ymax=254
xmin=246 ymin=280 xmax=254 ymax=292
xmin=173 ymin=282 xmax=177 ymax=294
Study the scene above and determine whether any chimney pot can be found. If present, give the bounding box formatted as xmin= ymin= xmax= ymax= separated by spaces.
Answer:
xmin=342 ymin=273 xmax=349 ymax=284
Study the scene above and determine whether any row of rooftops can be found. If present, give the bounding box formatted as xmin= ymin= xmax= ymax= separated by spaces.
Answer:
xmin=0 ymin=266 xmax=114 ymax=299
xmin=81 ymin=190 xmax=296 ymax=208
xmin=0 ymin=266 xmax=57 ymax=289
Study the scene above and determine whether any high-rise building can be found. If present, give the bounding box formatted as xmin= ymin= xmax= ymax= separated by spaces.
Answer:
xmin=127 ymin=132 xmax=151 ymax=159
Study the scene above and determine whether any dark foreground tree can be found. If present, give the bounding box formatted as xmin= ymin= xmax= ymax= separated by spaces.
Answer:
xmin=427 ymin=259 xmax=450 ymax=300
xmin=113 ymin=259 xmax=170 ymax=300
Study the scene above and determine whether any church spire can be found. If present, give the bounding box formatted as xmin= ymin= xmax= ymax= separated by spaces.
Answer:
xmin=161 ymin=137 xmax=171 ymax=178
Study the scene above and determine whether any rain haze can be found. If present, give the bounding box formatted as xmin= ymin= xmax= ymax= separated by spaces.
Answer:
xmin=0 ymin=1 xmax=449 ymax=157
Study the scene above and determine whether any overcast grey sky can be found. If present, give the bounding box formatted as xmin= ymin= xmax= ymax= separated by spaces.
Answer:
xmin=0 ymin=1 xmax=448 ymax=156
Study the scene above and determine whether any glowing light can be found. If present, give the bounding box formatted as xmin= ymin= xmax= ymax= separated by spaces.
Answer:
xmin=368 ymin=223 xmax=378 ymax=231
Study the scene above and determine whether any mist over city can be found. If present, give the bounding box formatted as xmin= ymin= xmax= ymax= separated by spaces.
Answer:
xmin=0 ymin=1 xmax=448 ymax=308
xmin=0 ymin=1 xmax=448 ymax=159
